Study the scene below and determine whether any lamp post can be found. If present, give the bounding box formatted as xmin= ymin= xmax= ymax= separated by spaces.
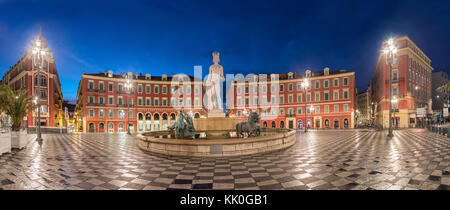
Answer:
xmin=301 ymin=78 xmax=309 ymax=132
xmin=383 ymin=38 xmax=398 ymax=137
xmin=32 ymin=39 xmax=47 ymax=141
xmin=392 ymin=97 xmax=398 ymax=129
xmin=125 ymin=76 xmax=133 ymax=134
xmin=310 ymin=105 xmax=315 ymax=129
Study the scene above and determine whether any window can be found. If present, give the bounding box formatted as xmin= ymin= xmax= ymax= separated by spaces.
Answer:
xmin=88 ymin=109 xmax=95 ymax=117
xmin=288 ymin=95 xmax=293 ymax=103
xmin=88 ymin=81 xmax=94 ymax=90
xmin=315 ymin=106 xmax=320 ymax=114
xmin=108 ymin=96 xmax=114 ymax=105
xmin=185 ymin=98 xmax=191 ymax=106
xmin=334 ymin=91 xmax=339 ymax=100
xmin=279 ymin=108 xmax=285 ymax=115
xmin=253 ymin=97 xmax=258 ymax=105
xmin=271 ymin=96 xmax=276 ymax=104
xmin=88 ymin=96 xmax=94 ymax=104
xmin=154 ymin=86 xmax=159 ymax=94
xmin=245 ymin=98 xmax=249 ymax=105
xmin=343 ymin=104 xmax=348 ymax=112
xmin=237 ymin=98 xmax=242 ymax=106
xmin=262 ymin=85 xmax=267 ymax=93
xmin=279 ymin=84 xmax=284 ymax=92
xmin=393 ymin=70 xmax=398 ymax=81
xmin=194 ymin=86 xmax=200 ymax=94
xmin=306 ymin=94 xmax=310 ymax=102
xmin=306 ymin=107 xmax=311 ymax=114
xmin=245 ymin=86 xmax=249 ymax=93
xmin=333 ymin=79 xmax=339 ymax=87
xmin=237 ymin=86 xmax=241 ymax=94
xmin=315 ymin=81 xmax=320 ymax=89
xmin=194 ymin=98 xmax=199 ymax=106
xmin=99 ymin=97 xmax=104 ymax=105
xmin=162 ymin=86 xmax=168 ymax=94
xmin=99 ymin=109 xmax=105 ymax=117
xmin=118 ymin=110 xmax=125 ymax=119
xmin=154 ymin=98 xmax=159 ymax=106
xmin=324 ymin=105 xmax=329 ymax=113
xmin=253 ymin=86 xmax=258 ymax=93
xmin=297 ymin=94 xmax=302 ymax=103
xmin=118 ymin=97 xmax=123 ymax=105
xmin=138 ymin=98 xmax=143 ymax=106
xmin=288 ymin=84 xmax=293 ymax=91
xmin=99 ymin=82 xmax=104 ymax=91
xmin=343 ymin=77 xmax=349 ymax=86
xmin=297 ymin=107 xmax=303 ymax=114
xmin=146 ymin=98 xmax=151 ymax=106
xmin=343 ymin=90 xmax=349 ymax=99
xmin=237 ymin=110 xmax=242 ymax=116
xmin=178 ymin=86 xmax=184 ymax=94
xmin=108 ymin=110 xmax=114 ymax=118
xmin=297 ymin=83 xmax=302 ymax=90
xmin=170 ymin=86 xmax=176 ymax=94
xmin=288 ymin=108 xmax=294 ymax=115
xmin=334 ymin=104 xmax=339 ymax=113
xmin=271 ymin=85 xmax=276 ymax=92
xmin=137 ymin=84 xmax=143 ymax=93
xmin=324 ymin=80 xmax=329 ymax=88
xmin=108 ymin=83 xmax=114 ymax=92
xmin=315 ymin=92 xmax=320 ymax=101
xmin=280 ymin=96 xmax=284 ymax=104
xmin=324 ymin=92 xmax=329 ymax=100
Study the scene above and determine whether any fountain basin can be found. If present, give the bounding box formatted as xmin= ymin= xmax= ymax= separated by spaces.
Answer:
xmin=136 ymin=128 xmax=296 ymax=157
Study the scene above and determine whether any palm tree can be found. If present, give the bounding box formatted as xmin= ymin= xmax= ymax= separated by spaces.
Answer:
xmin=0 ymin=85 xmax=31 ymax=131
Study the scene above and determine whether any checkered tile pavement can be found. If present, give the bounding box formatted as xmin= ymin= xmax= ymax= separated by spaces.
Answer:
xmin=0 ymin=129 xmax=449 ymax=190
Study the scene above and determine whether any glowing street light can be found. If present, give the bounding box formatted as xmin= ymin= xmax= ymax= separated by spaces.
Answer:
xmin=383 ymin=37 xmax=398 ymax=137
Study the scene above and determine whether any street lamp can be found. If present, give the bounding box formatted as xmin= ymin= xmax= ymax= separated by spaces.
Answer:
xmin=124 ymin=76 xmax=133 ymax=134
xmin=383 ymin=37 xmax=398 ymax=137
xmin=310 ymin=105 xmax=315 ymax=129
xmin=301 ymin=78 xmax=309 ymax=132
xmin=32 ymin=39 xmax=47 ymax=141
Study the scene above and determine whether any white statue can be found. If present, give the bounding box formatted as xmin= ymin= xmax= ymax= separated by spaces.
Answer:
xmin=205 ymin=52 xmax=225 ymax=113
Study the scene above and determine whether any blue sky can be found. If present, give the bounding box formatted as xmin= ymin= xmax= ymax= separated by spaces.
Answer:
xmin=0 ymin=0 xmax=449 ymax=102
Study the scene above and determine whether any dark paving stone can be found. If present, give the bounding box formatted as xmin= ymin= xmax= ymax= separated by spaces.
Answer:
xmin=428 ymin=175 xmax=441 ymax=182
xmin=173 ymin=179 xmax=192 ymax=184
xmin=192 ymin=183 xmax=213 ymax=189
xmin=436 ymin=184 xmax=450 ymax=190
xmin=408 ymin=179 xmax=421 ymax=185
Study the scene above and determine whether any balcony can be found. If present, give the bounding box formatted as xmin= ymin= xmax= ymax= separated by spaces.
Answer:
xmin=286 ymin=114 xmax=296 ymax=118
xmin=117 ymin=90 xmax=127 ymax=94
xmin=98 ymin=89 xmax=105 ymax=93
xmin=87 ymin=89 xmax=98 ymax=92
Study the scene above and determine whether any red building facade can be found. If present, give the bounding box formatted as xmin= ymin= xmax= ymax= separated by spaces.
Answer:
xmin=75 ymin=71 xmax=205 ymax=133
xmin=227 ymin=68 xmax=356 ymax=129
xmin=370 ymin=36 xmax=433 ymax=128
xmin=1 ymin=32 xmax=64 ymax=127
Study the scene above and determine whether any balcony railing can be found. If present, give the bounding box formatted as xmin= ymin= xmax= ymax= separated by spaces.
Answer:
xmin=286 ymin=114 xmax=296 ymax=118
xmin=87 ymin=89 xmax=98 ymax=92
xmin=98 ymin=89 xmax=105 ymax=93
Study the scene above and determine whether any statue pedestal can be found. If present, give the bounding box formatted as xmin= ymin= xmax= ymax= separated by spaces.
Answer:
xmin=193 ymin=117 xmax=242 ymax=139
xmin=207 ymin=109 xmax=225 ymax=118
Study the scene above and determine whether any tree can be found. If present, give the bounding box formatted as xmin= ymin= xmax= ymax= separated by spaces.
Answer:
xmin=0 ymin=85 xmax=31 ymax=131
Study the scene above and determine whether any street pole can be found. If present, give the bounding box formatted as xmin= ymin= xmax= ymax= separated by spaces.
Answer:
xmin=384 ymin=38 xmax=397 ymax=137
xmin=304 ymin=85 xmax=307 ymax=132
xmin=32 ymin=39 xmax=45 ymax=141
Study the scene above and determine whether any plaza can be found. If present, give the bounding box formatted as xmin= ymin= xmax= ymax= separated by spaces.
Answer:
xmin=0 ymin=129 xmax=449 ymax=190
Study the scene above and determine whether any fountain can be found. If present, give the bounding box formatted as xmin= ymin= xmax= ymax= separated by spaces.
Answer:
xmin=136 ymin=52 xmax=296 ymax=157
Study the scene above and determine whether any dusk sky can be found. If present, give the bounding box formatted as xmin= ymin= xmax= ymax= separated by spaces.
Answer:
xmin=0 ymin=0 xmax=449 ymax=102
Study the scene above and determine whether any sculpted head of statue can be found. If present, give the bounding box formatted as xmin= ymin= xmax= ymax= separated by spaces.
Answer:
xmin=212 ymin=51 xmax=220 ymax=64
